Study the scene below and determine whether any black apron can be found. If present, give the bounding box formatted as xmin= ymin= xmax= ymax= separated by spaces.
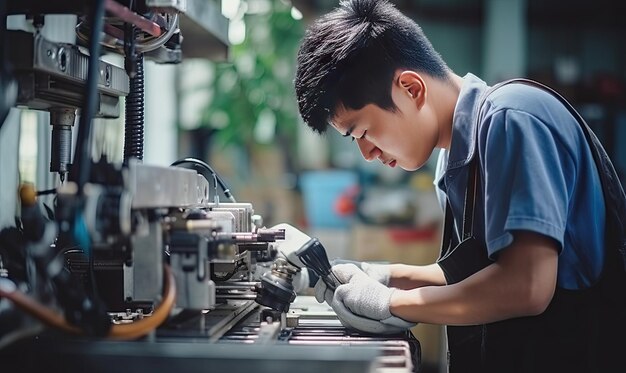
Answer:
xmin=437 ymin=79 xmax=626 ymax=373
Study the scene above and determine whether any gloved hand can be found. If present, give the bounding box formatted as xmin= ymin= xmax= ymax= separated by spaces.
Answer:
xmin=333 ymin=259 xmax=390 ymax=285
xmin=314 ymin=259 xmax=390 ymax=305
xmin=329 ymin=263 xmax=416 ymax=334
xmin=291 ymin=267 xmax=310 ymax=294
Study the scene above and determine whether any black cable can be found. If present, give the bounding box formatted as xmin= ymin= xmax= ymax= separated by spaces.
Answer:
xmin=170 ymin=158 xmax=237 ymax=202
xmin=70 ymin=0 xmax=106 ymax=191
xmin=210 ymin=263 xmax=240 ymax=282
xmin=55 ymin=0 xmax=111 ymax=337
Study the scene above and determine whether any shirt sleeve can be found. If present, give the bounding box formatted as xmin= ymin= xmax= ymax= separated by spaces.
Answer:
xmin=480 ymin=109 xmax=575 ymax=258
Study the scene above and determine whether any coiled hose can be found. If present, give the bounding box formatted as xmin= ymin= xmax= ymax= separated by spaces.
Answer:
xmin=123 ymin=53 xmax=144 ymax=162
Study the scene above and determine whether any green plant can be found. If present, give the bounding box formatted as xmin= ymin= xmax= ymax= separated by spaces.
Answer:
xmin=203 ymin=1 xmax=304 ymax=148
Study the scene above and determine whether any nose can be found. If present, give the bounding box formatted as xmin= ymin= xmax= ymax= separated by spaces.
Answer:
xmin=356 ymin=138 xmax=381 ymax=162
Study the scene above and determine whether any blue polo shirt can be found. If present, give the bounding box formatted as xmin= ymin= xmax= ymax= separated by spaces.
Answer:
xmin=434 ymin=73 xmax=605 ymax=290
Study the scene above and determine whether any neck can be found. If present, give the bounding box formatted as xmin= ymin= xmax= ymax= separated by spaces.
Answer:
xmin=428 ymin=72 xmax=464 ymax=150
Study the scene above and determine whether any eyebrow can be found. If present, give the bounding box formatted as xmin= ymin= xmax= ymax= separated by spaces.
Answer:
xmin=341 ymin=124 xmax=355 ymax=138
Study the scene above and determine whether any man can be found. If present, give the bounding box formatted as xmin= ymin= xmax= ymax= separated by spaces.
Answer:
xmin=284 ymin=0 xmax=626 ymax=372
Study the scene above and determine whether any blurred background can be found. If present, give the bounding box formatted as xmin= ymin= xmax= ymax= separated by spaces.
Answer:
xmin=12 ymin=0 xmax=626 ymax=370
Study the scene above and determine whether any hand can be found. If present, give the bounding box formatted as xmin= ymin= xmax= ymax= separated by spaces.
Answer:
xmin=333 ymin=259 xmax=390 ymax=285
xmin=330 ymin=264 xmax=416 ymax=334
xmin=291 ymin=267 xmax=310 ymax=294
xmin=314 ymin=259 xmax=390 ymax=304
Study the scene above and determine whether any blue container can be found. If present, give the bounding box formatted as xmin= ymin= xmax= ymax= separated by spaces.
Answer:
xmin=300 ymin=170 xmax=358 ymax=229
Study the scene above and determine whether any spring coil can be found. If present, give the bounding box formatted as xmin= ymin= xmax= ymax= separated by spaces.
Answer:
xmin=124 ymin=53 xmax=144 ymax=162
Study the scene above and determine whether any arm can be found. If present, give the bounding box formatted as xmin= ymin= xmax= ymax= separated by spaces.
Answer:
xmin=389 ymin=231 xmax=558 ymax=325
xmin=388 ymin=263 xmax=447 ymax=290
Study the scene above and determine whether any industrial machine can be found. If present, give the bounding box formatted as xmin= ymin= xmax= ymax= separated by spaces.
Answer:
xmin=0 ymin=1 xmax=420 ymax=371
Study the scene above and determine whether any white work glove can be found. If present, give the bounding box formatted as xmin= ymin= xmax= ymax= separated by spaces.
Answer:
xmin=270 ymin=223 xmax=312 ymax=269
xmin=291 ymin=267 xmax=310 ymax=294
xmin=314 ymin=259 xmax=390 ymax=305
xmin=329 ymin=263 xmax=416 ymax=334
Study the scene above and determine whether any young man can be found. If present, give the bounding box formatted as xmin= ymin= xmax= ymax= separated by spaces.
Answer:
xmin=290 ymin=0 xmax=626 ymax=372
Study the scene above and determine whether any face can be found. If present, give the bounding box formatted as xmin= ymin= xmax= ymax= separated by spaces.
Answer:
xmin=330 ymin=71 xmax=440 ymax=171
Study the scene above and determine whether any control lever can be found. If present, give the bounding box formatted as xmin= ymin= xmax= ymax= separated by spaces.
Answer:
xmin=295 ymin=238 xmax=342 ymax=291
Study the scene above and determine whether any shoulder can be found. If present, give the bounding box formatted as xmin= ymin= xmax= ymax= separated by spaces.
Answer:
xmin=474 ymin=82 xmax=587 ymax=172
xmin=480 ymin=81 xmax=573 ymax=126
xmin=477 ymin=81 xmax=582 ymax=144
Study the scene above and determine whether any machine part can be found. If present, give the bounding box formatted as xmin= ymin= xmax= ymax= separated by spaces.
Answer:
xmin=168 ymin=226 xmax=217 ymax=310
xmin=171 ymin=158 xmax=237 ymax=203
xmin=106 ymin=0 xmax=162 ymax=37
xmin=175 ymin=0 xmax=228 ymax=60
xmin=22 ymin=216 xmax=113 ymax=337
xmin=0 ymin=71 xmax=17 ymax=130
xmin=255 ymin=319 xmax=281 ymax=344
xmin=7 ymin=1 xmax=228 ymax=61
xmin=220 ymin=296 xmax=421 ymax=372
xmin=82 ymin=183 xmax=132 ymax=243
xmin=129 ymin=162 xmax=210 ymax=208
xmin=19 ymin=183 xmax=46 ymax=242
xmin=2 ymin=340 xmax=379 ymax=373
xmin=157 ymin=299 xmax=259 ymax=342
xmin=146 ymin=0 xmax=187 ymax=13
xmin=215 ymin=282 xmax=258 ymax=301
xmin=251 ymin=214 xmax=263 ymax=229
xmin=296 ymin=238 xmax=341 ymax=291
xmin=285 ymin=311 xmax=300 ymax=328
xmin=215 ymin=228 xmax=286 ymax=243
xmin=206 ymin=300 xmax=258 ymax=342
xmin=131 ymin=13 xmax=179 ymax=54
xmin=49 ymin=108 xmax=75 ymax=181
xmin=76 ymin=11 xmax=180 ymax=56
xmin=7 ymin=30 xmax=129 ymax=114
xmin=0 ymin=265 xmax=176 ymax=340
xmin=124 ymin=19 xmax=139 ymax=78
xmin=209 ymin=203 xmax=255 ymax=232
xmin=75 ymin=13 xmax=182 ymax=64
xmin=260 ymin=308 xmax=286 ymax=328
xmin=123 ymin=220 xmax=163 ymax=306
xmin=254 ymin=257 xmax=297 ymax=313
xmin=187 ymin=211 xmax=235 ymax=234
xmin=123 ymin=52 xmax=144 ymax=162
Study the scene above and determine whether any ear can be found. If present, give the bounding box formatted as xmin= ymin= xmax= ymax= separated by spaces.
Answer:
xmin=397 ymin=71 xmax=426 ymax=105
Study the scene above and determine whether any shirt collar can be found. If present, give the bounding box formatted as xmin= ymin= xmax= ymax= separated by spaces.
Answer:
xmin=446 ymin=73 xmax=490 ymax=170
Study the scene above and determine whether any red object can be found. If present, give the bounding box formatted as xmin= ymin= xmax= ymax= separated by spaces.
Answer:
xmin=334 ymin=185 xmax=359 ymax=216
xmin=387 ymin=225 xmax=437 ymax=243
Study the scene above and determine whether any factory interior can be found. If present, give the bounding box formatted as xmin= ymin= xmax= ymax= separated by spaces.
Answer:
xmin=0 ymin=0 xmax=625 ymax=372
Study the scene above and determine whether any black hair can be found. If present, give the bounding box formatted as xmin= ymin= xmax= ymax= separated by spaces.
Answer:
xmin=295 ymin=0 xmax=450 ymax=134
